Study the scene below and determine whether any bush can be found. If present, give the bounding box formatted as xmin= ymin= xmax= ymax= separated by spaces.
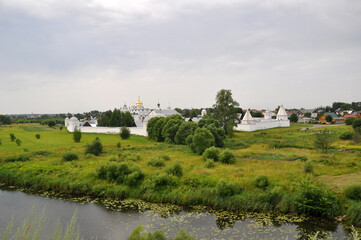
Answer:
xmin=290 ymin=113 xmax=298 ymax=123
xmin=10 ymin=133 xmax=16 ymax=141
xmin=346 ymin=202 xmax=361 ymax=227
xmin=62 ymin=152 xmax=79 ymax=161
xmin=97 ymin=162 xmax=144 ymax=186
xmin=120 ymin=126 xmax=131 ymax=140
xmin=159 ymin=154 xmax=170 ymax=161
xmin=340 ymin=131 xmax=354 ymax=140
xmin=353 ymin=119 xmax=361 ymax=131
xmin=5 ymin=155 xmax=30 ymax=162
xmin=73 ymin=129 xmax=82 ymax=142
xmin=295 ymin=181 xmax=340 ymax=218
xmin=117 ymin=142 xmax=121 ymax=148
xmin=215 ymin=179 xmax=241 ymax=197
xmin=107 ymin=155 xmax=119 ymax=162
xmin=165 ymin=161 xmax=183 ymax=177
xmin=35 ymin=134 xmax=41 ymax=139
xmin=346 ymin=117 xmax=355 ymax=125
xmin=219 ymin=149 xmax=236 ymax=164
xmin=152 ymin=173 xmax=178 ymax=189
xmin=15 ymin=138 xmax=22 ymax=146
xmin=254 ymin=175 xmax=270 ymax=189
xmin=175 ymin=121 xmax=198 ymax=145
xmin=85 ymin=137 xmax=103 ymax=156
xmin=314 ymin=129 xmax=335 ymax=152
xmin=148 ymin=157 xmax=165 ymax=167
xmin=204 ymin=159 xmax=215 ymax=168
xmin=202 ymin=146 xmax=221 ymax=162
xmin=0 ymin=139 xmax=2 ymax=146
xmin=191 ymin=128 xmax=215 ymax=154
xmin=344 ymin=185 xmax=361 ymax=201
xmin=304 ymin=161 xmax=314 ymax=174
xmin=121 ymin=152 xmax=141 ymax=161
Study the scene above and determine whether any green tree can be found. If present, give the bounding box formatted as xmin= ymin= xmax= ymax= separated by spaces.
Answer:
xmin=10 ymin=133 xmax=16 ymax=141
xmin=123 ymin=111 xmax=134 ymax=127
xmin=290 ymin=113 xmax=299 ymax=123
xmin=146 ymin=117 xmax=162 ymax=140
xmin=204 ymin=123 xmax=225 ymax=147
xmin=345 ymin=117 xmax=355 ymax=125
xmin=110 ymin=109 xmax=122 ymax=127
xmin=213 ymin=89 xmax=239 ymax=135
xmin=161 ymin=119 xmax=184 ymax=144
xmin=98 ymin=110 xmax=112 ymax=127
xmin=47 ymin=120 xmax=56 ymax=127
xmin=353 ymin=119 xmax=361 ymax=132
xmin=35 ymin=134 xmax=40 ymax=139
xmin=15 ymin=138 xmax=21 ymax=146
xmin=191 ymin=128 xmax=215 ymax=154
xmin=325 ymin=115 xmax=333 ymax=123
xmin=314 ymin=129 xmax=335 ymax=152
xmin=73 ymin=129 xmax=82 ymax=143
xmin=85 ymin=137 xmax=103 ymax=156
xmin=0 ymin=115 xmax=11 ymax=125
xmin=120 ymin=126 xmax=131 ymax=140
xmin=175 ymin=121 xmax=198 ymax=145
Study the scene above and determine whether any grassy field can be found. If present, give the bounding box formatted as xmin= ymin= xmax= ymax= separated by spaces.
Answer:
xmin=0 ymin=123 xmax=360 ymax=220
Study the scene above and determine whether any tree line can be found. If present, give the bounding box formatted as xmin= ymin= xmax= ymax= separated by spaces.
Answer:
xmin=0 ymin=115 xmax=11 ymax=125
xmin=97 ymin=109 xmax=134 ymax=127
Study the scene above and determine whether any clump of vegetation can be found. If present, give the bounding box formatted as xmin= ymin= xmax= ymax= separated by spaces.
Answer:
xmin=15 ymin=138 xmax=22 ymax=146
xmin=128 ymin=225 xmax=194 ymax=240
xmin=0 ymin=138 xmax=2 ymax=146
xmin=254 ymin=175 xmax=270 ymax=190
xmin=97 ymin=162 xmax=144 ymax=186
xmin=344 ymin=185 xmax=361 ymax=201
xmin=148 ymin=157 xmax=165 ymax=167
xmin=73 ymin=129 xmax=82 ymax=142
xmin=346 ymin=202 xmax=361 ymax=227
xmin=85 ymin=137 xmax=103 ymax=156
xmin=107 ymin=155 xmax=119 ymax=162
xmin=142 ymin=172 xmax=179 ymax=191
xmin=121 ymin=152 xmax=141 ymax=161
xmin=120 ymin=126 xmax=131 ymax=140
xmin=304 ymin=161 xmax=314 ymax=174
xmin=340 ymin=131 xmax=354 ymax=140
xmin=117 ymin=142 xmax=121 ymax=148
xmin=62 ymin=152 xmax=79 ymax=161
xmin=188 ymin=128 xmax=215 ymax=155
xmin=346 ymin=117 xmax=356 ymax=125
xmin=219 ymin=149 xmax=236 ymax=164
xmin=35 ymin=133 xmax=41 ymax=139
xmin=204 ymin=159 xmax=215 ymax=168
xmin=202 ymin=146 xmax=221 ymax=162
xmin=165 ymin=161 xmax=183 ymax=177
xmin=10 ymin=133 xmax=16 ymax=141
xmin=295 ymin=181 xmax=340 ymax=218
xmin=5 ymin=155 xmax=30 ymax=162
xmin=215 ymin=179 xmax=241 ymax=197
xmin=159 ymin=154 xmax=170 ymax=161
xmin=314 ymin=129 xmax=335 ymax=153
xmin=84 ymin=153 xmax=94 ymax=159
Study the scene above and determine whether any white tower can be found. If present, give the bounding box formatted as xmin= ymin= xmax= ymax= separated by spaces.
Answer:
xmin=201 ymin=109 xmax=207 ymax=117
xmin=67 ymin=116 xmax=80 ymax=132
xmin=264 ymin=109 xmax=272 ymax=120
xmin=241 ymin=110 xmax=255 ymax=124
xmin=277 ymin=105 xmax=288 ymax=121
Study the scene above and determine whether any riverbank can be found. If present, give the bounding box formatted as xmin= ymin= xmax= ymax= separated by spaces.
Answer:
xmin=0 ymin=123 xmax=360 ymax=227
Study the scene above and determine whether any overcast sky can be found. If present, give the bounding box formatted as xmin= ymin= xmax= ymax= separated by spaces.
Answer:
xmin=1 ymin=0 xmax=360 ymax=114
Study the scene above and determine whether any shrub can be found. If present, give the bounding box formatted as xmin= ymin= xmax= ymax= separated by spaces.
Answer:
xmin=346 ymin=202 xmax=361 ymax=227
xmin=148 ymin=157 xmax=165 ymax=167
xmin=254 ymin=175 xmax=270 ymax=190
xmin=85 ymin=137 xmax=103 ymax=156
xmin=192 ymin=128 xmax=215 ymax=154
xmin=73 ymin=129 xmax=82 ymax=142
xmin=121 ymin=152 xmax=141 ymax=161
xmin=304 ymin=161 xmax=314 ymax=174
xmin=215 ymin=179 xmax=241 ymax=197
xmin=290 ymin=113 xmax=298 ymax=123
xmin=0 ymin=138 xmax=2 ymax=146
xmin=120 ymin=126 xmax=131 ymax=140
xmin=10 ymin=133 xmax=16 ymax=141
xmin=107 ymin=155 xmax=119 ymax=162
xmin=62 ymin=152 xmax=79 ymax=161
xmin=175 ymin=121 xmax=198 ymax=145
xmin=117 ymin=142 xmax=121 ymax=148
xmin=153 ymin=173 xmax=178 ymax=189
xmin=353 ymin=119 xmax=361 ymax=131
xmin=204 ymin=159 xmax=215 ymax=168
xmin=314 ymin=129 xmax=335 ymax=152
xmin=183 ymin=177 xmax=200 ymax=187
xmin=165 ymin=161 xmax=183 ymax=177
xmin=295 ymin=181 xmax=340 ymax=218
xmin=344 ymin=185 xmax=361 ymax=201
xmin=202 ymin=146 xmax=221 ymax=162
xmin=340 ymin=131 xmax=354 ymax=140
xmin=35 ymin=134 xmax=41 ymax=139
xmin=219 ymin=149 xmax=236 ymax=164
xmin=346 ymin=117 xmax=355 ymax=125
xmin=97 ymin=162 xmax=144 ymax=186
xmin=15 ymin=138 xmax=22 ymax=146
xmin=159 ymin=154 xmax=170 ymax=161
xmin=84 ymin=153 xmax=94 ymax=159
xmin=5 ymin=155 xmax=30 ymax=162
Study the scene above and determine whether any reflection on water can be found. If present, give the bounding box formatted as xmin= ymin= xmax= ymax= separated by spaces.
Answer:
xmin=0 ymin=188 xmax=349 ymax=240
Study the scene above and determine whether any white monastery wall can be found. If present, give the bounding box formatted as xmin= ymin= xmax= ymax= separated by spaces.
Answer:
xmin=234 ymin=120 xmax=289 ymax=132
xmin=67 ymin=126 xmax=148 ymax=137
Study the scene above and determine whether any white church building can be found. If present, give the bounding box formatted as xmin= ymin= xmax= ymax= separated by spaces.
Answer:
xmin=234 ymin=105 xmax=290 ymax=132
xmin=65 ymin=97 xmax=181 ymax=136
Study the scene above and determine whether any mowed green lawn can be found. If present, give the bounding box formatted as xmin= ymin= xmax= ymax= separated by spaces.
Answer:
xmin=0 ymin=123 xmax=360 ymax=213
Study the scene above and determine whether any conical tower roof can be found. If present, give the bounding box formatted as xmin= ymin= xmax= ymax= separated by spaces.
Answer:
xmin=242 ymin=109 xmax=254 ymax=123
xmin=277 ymin=105 xmax=287 ymax=116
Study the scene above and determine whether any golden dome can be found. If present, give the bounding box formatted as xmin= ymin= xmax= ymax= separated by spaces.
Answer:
xmin=136 ymin=100 xmax=143 ymax=105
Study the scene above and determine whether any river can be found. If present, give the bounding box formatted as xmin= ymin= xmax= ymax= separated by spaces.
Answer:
xmin=0 ymin=188 xmax=350 ymax=240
